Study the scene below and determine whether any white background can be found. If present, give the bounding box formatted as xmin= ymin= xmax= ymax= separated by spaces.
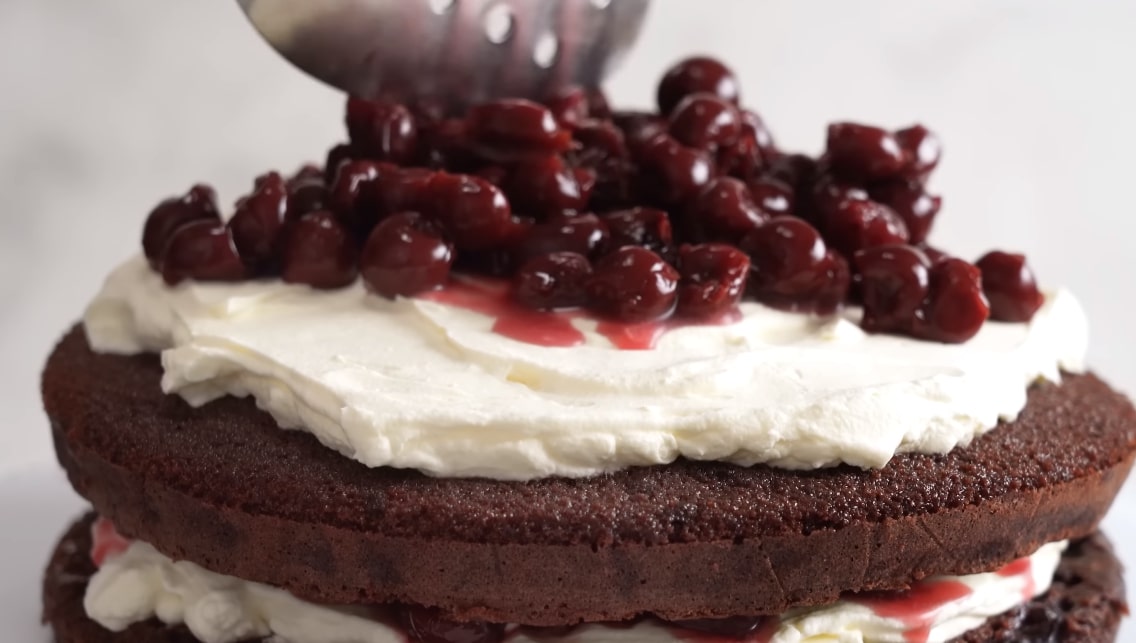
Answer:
xmin=0 ymin=0 xmax=1134 ymax=640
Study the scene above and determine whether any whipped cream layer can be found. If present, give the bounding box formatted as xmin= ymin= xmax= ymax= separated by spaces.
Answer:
xmin=83 ymin=255 xmax=1088 ymax=480
xmin=85 ymin=517 xmax=1068 ymax=643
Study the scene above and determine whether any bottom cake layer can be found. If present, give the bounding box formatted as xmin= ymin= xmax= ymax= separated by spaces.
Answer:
xmin=43 ymin=513 xmax=1127 ymax=643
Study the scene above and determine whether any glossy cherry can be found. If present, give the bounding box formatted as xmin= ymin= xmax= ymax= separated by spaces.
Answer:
xmin=746 ymin=176 xmax=794 ymax=217
xmin=975 ymin=251 xmax=1045 ymax=322
xmin=685 ymin=176 xmax=767 ymax=242
xmin=280 ymin=210 xmax=358 ymax=289
xmin=400 ymin=606 xmax=505 ymax=643
xmin=424 ymin=173 xmax=514 ymax=249
xmin=613 ymin=111 xmax=668 ymax=150
xmin=716 ymin=110 xmax=772 ymax=179
xmin=503 ymin=156 xmax=592 ymax=219
xmin=360 ymin=212 xmax=453 ymax=298
xmin=602 ymin=207 xmax=674 ymax=257
xmin=740 ymin=217 xmax=849 ymax=314
xmin=868 ymin=178 xmax=941 ymax=245
xmin=324 ymin=143 xmax=355 ymax=184
xmin=377 ymin=167 xmax=435 ymax=217
xmin=515 ymin=214 xmax=609 ymax=263
xmin=572 ymin=119 xmax=628 ymax=166
xmin=822 ymin=199 xmax=909 ymax=257
xmin=329 ymin=160 xmax=389 ymax=233
xmin=854 ymin=244 xmax=931 ymax=335
xmin=826 ymin=122 xmax=907 ymax=181
xmin=467 ymin=99 xmax=572 ymax=161
xmin=160 ymin=220 xmax=246 ymax=285
xmin=542 ymin=85 xmax=590 ymax=128
xmin=633 ymin=132 xmax=715 ymax=206
xmin=229 ymin=171 xmax=288 ymax=271
xmin=895 ymin=124 xmax=942 ymax=181
xmin=345 ymin=98 xmax=419 ymax=165
xmin=587 ymin=247 xmax=680 ymax=322
xmin=657 ymin=56 xmax=740 ymax=114
xmin=914 ymin=258 xmax=989 ymax=343
xmin=667 ymin=93 xmax=742 ymax=150
xmin=142 ymin=185 xmax=222 ymax=268
xmin=514 ymin=252 xmax=593 ymax=310
xmin=676 ymin=243 xmax=750 ymax=318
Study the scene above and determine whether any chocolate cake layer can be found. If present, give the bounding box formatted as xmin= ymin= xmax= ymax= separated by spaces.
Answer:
xmin=43 ymin=513 xmax=1128 ymax=643
xmin=42 ymin=327 xmax=1136 ymax=624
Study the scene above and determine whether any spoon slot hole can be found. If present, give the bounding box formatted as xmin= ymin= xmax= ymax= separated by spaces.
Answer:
xmin=483 ymin=3 xmax=515 ymax=44
xmin=428 ymin=0 xmax=455 ymax=15
xmin=533 ymin=31 xmax=560 ymax=68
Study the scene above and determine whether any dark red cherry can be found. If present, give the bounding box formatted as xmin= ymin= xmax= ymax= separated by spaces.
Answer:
xmin=345 ymin=98 xmax=419 ymax=164
xmin=740 ymin=217 xmax=849 ymax=314
xmin=686 ymin=176 xmax=767 ymax=242
xmin=676 ymin=243 xmax=750 ymax=318
xmin=741 ymin=110 xmax=776 ymax=158
xmin=766 ymin=154 xmax=818 ymax=193
xmin=668 ymin=93 xmax=742 ymax=150
xmin=914 ymin=258 xmax=989 ymax=343
xmin=826 ymin=123 xmax=907 ymax=181
xmin=657 ymin=56 xmax=740 ymax=114
xmin=975 ymin=251 xmax=1045 ymax=322
xmin=514 ymin=252 xmax=593 ymax=310
xmin=289 ymin=164 xmax=324 ymax=185
xmin=280 ymin=211 xmax=358 ymax=289
xmin=716 ymin=110 xmax=772 ymax=179
xmin=229 ymin=172 xmax=288 ymax=270
xmin=822 ymin=199 xmax=909 ymax=257
xmin=917 ymin=243 xmax=951 ymax=265
xmin=377 ymin=167 xmax=435 ymax=216
xmin=329 ymin=160 xmax=390 ymax=233
xmin=854 ymin=244 xmax=931 ymax=335
xmin=542 ymin=85 xmax=590 ymax=128
xmin=896 ymin=124 xmax=942 ymax=181
xmin=587 ymin=247 xmax=679 ymax=322
xmin=612 ymin=111 xmax=668 ymax=150
xmin=810 ymin=175 xmax=870 ymax=225
xmin=868 ymin=179 xmax=941 ymax=244
xmin=587 ymin=157 xmax=637 ymax=211
xmin=160 ymin=221 xmax=246 ymax=285
xmin=573 ymin=119 xmax=629 ymax=166
xmin=287 ymin=177 xmax=328 ymax=220
xmin=672 ymin=617 xmax=768 ymax=639
xmin=424 ymin=173 xmax=513 ymax=249
xmin=324 ymin=143 xmax=356 ymax=184
xmin=503 ymin=156 xmax=592 ymax=219
xmin=401 ymin=606 xmax=505 ymax=643
xmin=602 ymin=208 xmax=674 ymax=257
xmin=746 ymin=176 xmax=794 ymax=216
xmin=467 ymin=99 xmax=572 ymax=161
xmin=583 ymin=87 xmax=612 ymax=120
xmin=515 ymin=214 xmax=609 ymax=263
xmin=360 ymin=212 xmax=453 ymax=298
xmin=142 ymin=185 xmax=222 ymax=268
xmin=633 ymin=132 xmax=715 ymax=206
xmin=418 ymin=118 xmax=477 ymax=171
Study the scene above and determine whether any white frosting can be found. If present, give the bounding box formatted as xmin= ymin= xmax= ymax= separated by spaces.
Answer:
xmin=85 ymin=530 xmax=1068 ymax=643
xmin=83 ymin=255 xmax=1088 ymax=480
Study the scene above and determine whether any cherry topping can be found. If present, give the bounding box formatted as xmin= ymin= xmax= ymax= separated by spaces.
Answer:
xmin=572 ymin=119 xmax=629 ymax=166
xmin=975 ymin=251 xmax=1045 ymax=322
xmin=361 ymin=212 xmax=453 ymax=298
xmin=229 ymin=172 xmax=288 ymax=271
xmin=324 ymin=143 xmax=356 ymax=184
xmin=868 ymin=178 xmax=941 ymax=245
xmin=514 ymin=252 xmax=592 ymax=310
xmin=914 ymin=258 xmax=989 ymax=343
xmin=289 ymin=164 xmax=324 ymax=185
xmin=287 ymin=177 xmax=328 ymax=220
xmin=826 ymin=123 xmax=907 ymax=181
xmin=667 ymin=93 xmax=742 ymax=150
xmin=515 ymin=214 xmax=609 ymax=263
xmin=280 ymin=211 xmax=358 ymax=289
xmin=345 ymin=98 xmax=419 ymax=165
xmin=467 ymin=99 xmax=572 ymax=161
xmin=633 ymin=132 xmax=715 ymax=206
xmin=602 ymin=208 xmax=674 ymax=258
xmin=587 ymin=247 xmax=679 ymax=322
xmin=400 ymin=606 xmax=505 ymax=643
xmin=160 ymin=221 xmax=246 ymax=285
xmin=715 ymin=110 xmax=772 ymax=180
xmin=657 ymin=57 xmax=740 ymax=114
xmin=330 ymin=160 xmax=390 ymax=234
xmin=822 ymin=199 xmax=909 ymax=257
xmin=854 ymin=244 xmax=931 ymax=335
xmin=746 ymin=176 xmax=794 ymax=216
xmin=741 ymin=217 xmax=849 ymax=314
xmin=542 ymin=85 xmax=590 ymax=129
xmin=424 ymin=173 xmax=513 ymax=250
xmin=676 ymin=243 xmax=750 ymax=318
xmin=686 ymin=176 xmax=767 ymax=242
xmin=613 ymin=111 xmax=668 ymax=150
xmin=142 ymin=185 xmax=222 ymax=268
xmin=896 ymin=124 xmax=942 ymax=181
xmin=378 ymin=167 xmax=435 ymax=216
xmin=503 ymin=156 xmax=592 ymax=219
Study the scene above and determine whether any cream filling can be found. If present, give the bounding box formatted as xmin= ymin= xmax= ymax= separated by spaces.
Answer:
xmin=83 ymin=256 xmax=1088 ymax=480
xmin=84 ymin=521 xmax=1068 ymax=643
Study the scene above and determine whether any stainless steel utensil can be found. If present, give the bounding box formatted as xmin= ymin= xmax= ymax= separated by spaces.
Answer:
xmin=237 ymin=0 xmax=651 ymax=105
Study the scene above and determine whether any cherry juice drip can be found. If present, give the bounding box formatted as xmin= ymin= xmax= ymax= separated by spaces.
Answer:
xmin=850 ymin=580 xmax=972 ymax=643
xmin=424 ymin=279 xmax=740 ymax=350
xmin=996 ymin=557 xmax=1036 ymax=601
xmin=89 ymin=516 xmax=131 ymax=568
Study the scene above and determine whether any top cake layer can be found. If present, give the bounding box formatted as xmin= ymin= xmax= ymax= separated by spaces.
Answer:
xmin=84 ymin=254 xmax=1087 ymax=480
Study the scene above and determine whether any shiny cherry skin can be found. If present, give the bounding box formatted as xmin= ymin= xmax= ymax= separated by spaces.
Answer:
xmin=633 ymin=132 xmax=715 ymax=206
xmin=467 ymin=99 xmax=572 ymax=161
xmin=345 ymin=98 xmax=419 ymax=165
xmin=330 ymin=160 xmax=388 ymax=233
xmin=160 ymin=220 xmax=246 ymax=285
xmin=542 ymin=85 xmax=590 ymax=128
xmin=142 ymin=184 xmax=222 ymax=268
xmin=424 ymin=173 xmax=514 ymax=250
xmin=504 ymin=156 xmax=592 ymax=219
xmin=657 ymin=56 xmax=740 ymax=114
xmin=685 ymin=176 xmax=767 ymax=242
xmin=822 ymin=199 xmax=909 ymax=257
xmin=572 ymin=119 xmax=629 ymax=167
xmin=854 ymin=244 xmax=931 ymax=335
xmin=612 ymin=111 xmax=668 ymax=151
xmin=377 ymin=167 xmax=435 ymax=217
xmin=360 ymin=212 xmax=454 ymax=298
xmin=740 ymin=217 xmax=849 ymax=314
xmin=400 ymin=606 xmax=505 ymax=643
xmin=914 ymin=258 xmax=989 ymax=343
xmin=868 ymin=178 xmax=941 ymax=245
xmin=667 ymin=93 xmax=742 ymax=150
xmin=746 ymin=176 xmax=794 ymax=216
xmin=229 ymin=171 xmax=288 ymax=271
xmin=826 ymin=122 xmax=907 ymax=181
xmin=602 ymin=207 xmax=674 ymax=258
xmin=587 ymin=247 xmax=680 ymax=322
xmin=895 ymin=124 xmax=942 ymax=181
xmin=324 ymin=143 xmax=356 ymax=184
xmin=975 ymin=251 xmax=1045 ymax=322
xmin=515 ymin=214 xmax=609 ymax=263
xmin=716 ymin=110 xmax=773 ymax=180
xmin=280 ymin=210 xmax=358 ymax=289
xmin=675 ymin=243 xmax=750 ymax=318
xmin=514 ymin=251 xmax=593 ymax=310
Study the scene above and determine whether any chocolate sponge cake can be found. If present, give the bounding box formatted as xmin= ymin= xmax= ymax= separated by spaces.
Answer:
xmin=41 ymin=53 xmax=1136 ymax=643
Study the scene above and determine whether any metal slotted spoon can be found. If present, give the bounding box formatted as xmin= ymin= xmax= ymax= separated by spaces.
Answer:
xmin=237 ymin=0 xmax=652 ymax=105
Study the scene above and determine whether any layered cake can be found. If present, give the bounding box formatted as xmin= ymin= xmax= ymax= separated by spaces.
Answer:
xmin=42 ymin=56 xmax=1136 ymax=642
